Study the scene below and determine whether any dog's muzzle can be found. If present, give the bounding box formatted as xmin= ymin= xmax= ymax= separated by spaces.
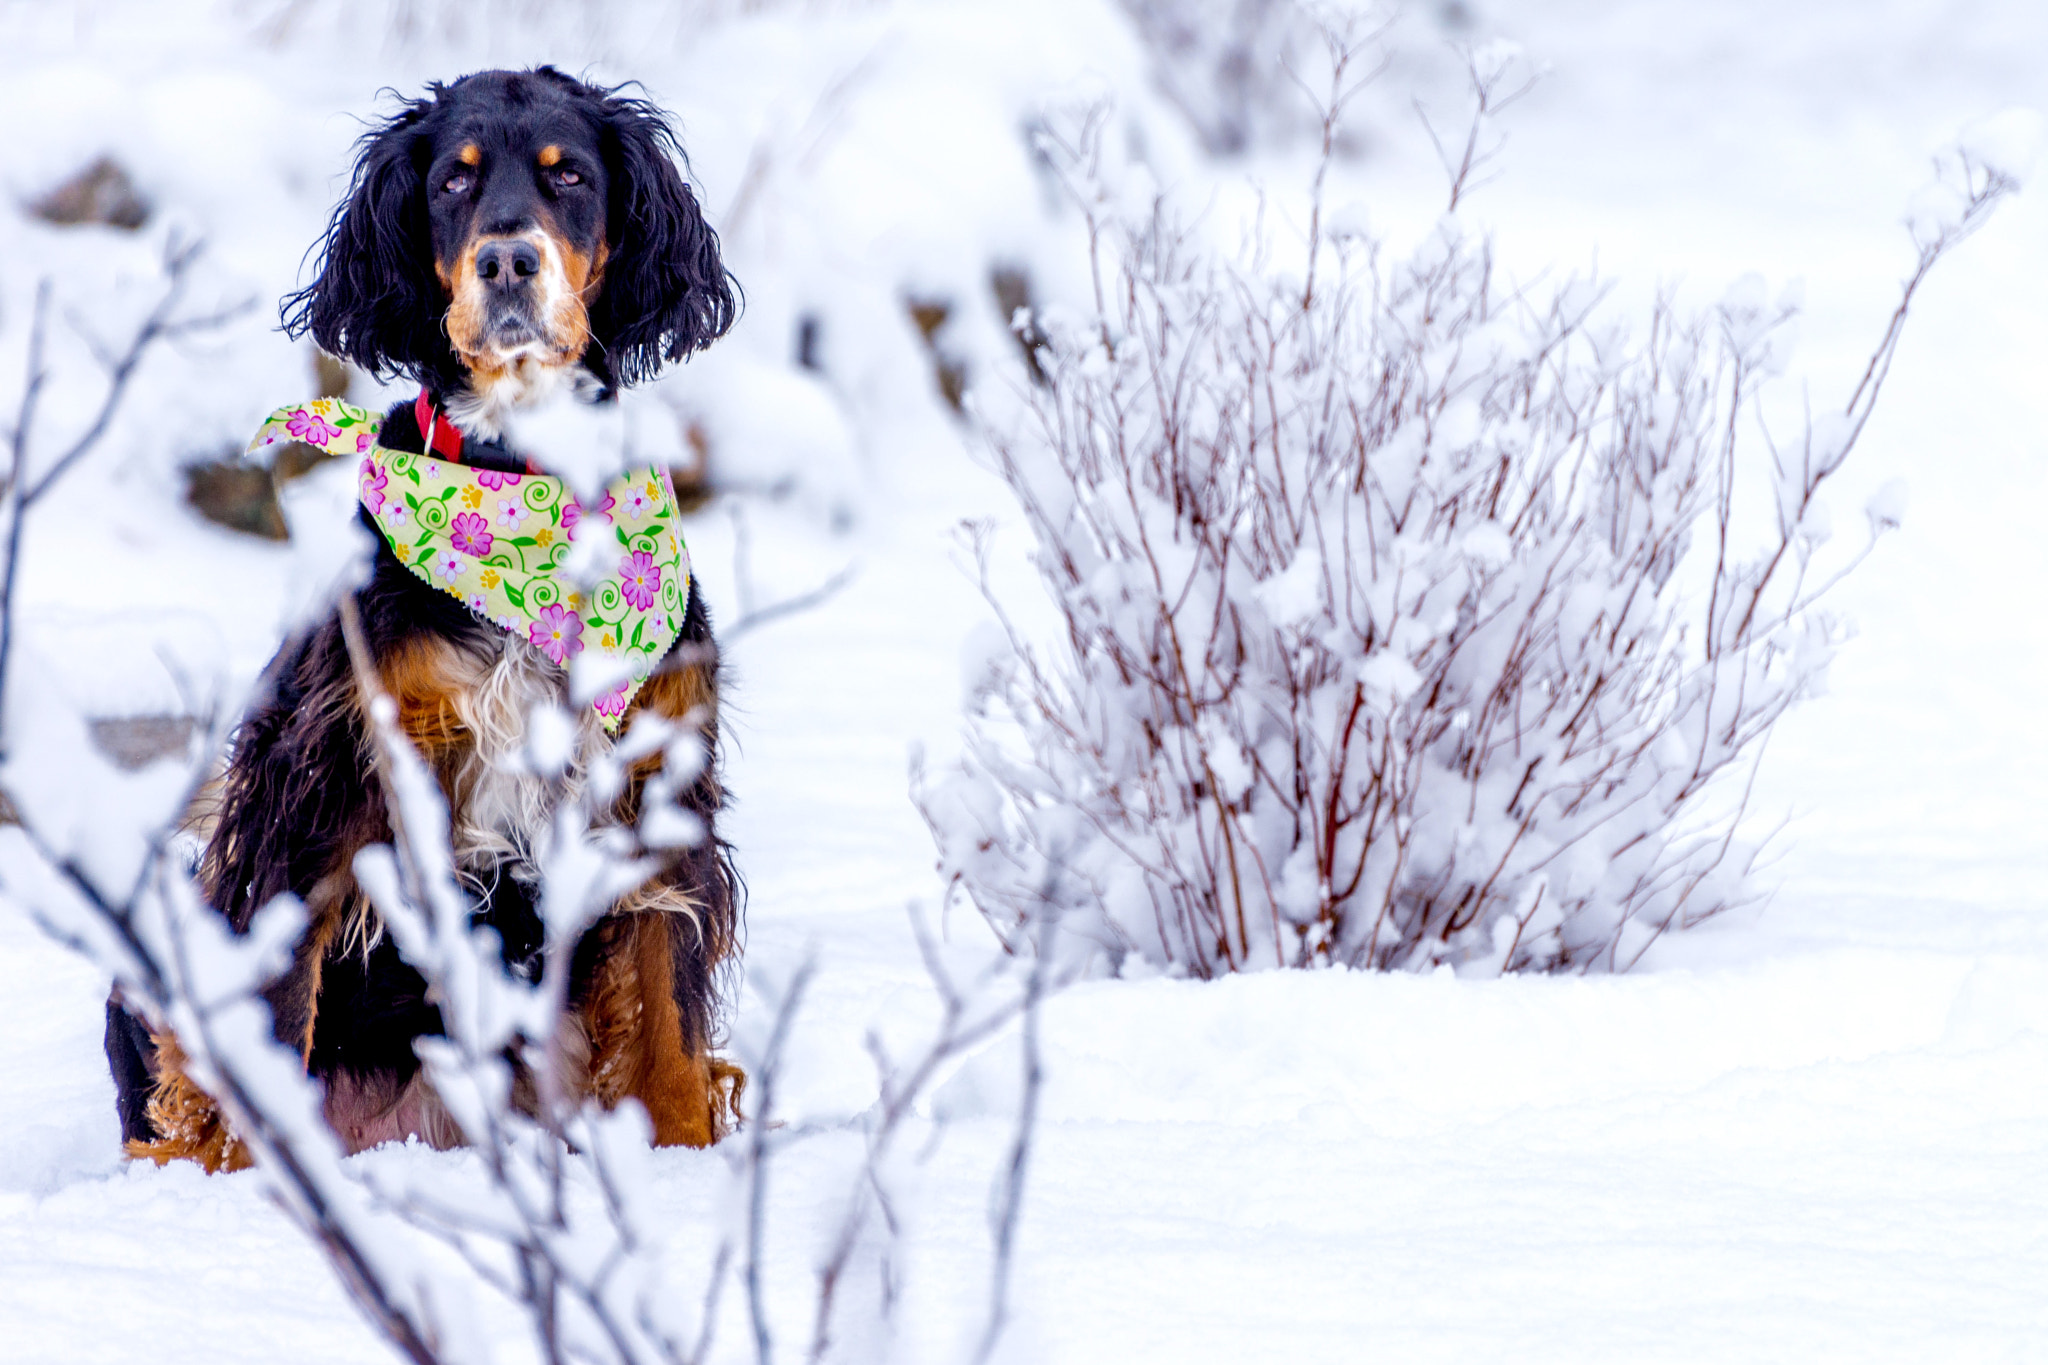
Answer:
xmin=475 ymin=237 xmax=545 ymax=343
xmin=449 ymin=230 xmax=589 ymax=367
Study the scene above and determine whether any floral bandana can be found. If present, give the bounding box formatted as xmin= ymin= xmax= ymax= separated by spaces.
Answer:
xmin=250 ymin=397 xmax=691 ymax=728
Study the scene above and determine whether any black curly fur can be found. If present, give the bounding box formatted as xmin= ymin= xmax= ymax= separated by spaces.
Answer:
xmin=105 ymin=998 xmax=158 ymax=1144
xmin=585 ymin=92 xmax=738 ymax=385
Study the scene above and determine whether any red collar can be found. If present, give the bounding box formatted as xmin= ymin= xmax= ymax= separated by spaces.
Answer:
xmin=415 ymin=390 xmax=465 ymax=461
xmin=414 ymin=390 xmax=543 ymax=474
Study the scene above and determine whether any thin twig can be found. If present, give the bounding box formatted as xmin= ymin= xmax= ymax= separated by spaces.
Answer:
xmin=972 ymin=896 xmax=1053 ymax=1365
xmin=725 ymin=565 xmax=858 ymax=643
xmin=746 ymin=960 xmax=816 ymax=1365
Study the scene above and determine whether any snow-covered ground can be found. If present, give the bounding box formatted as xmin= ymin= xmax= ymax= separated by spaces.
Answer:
xmin=2 ymin=1 xmax=2045 ymax=1360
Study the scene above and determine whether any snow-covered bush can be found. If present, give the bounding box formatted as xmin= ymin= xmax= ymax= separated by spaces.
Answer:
xmin=921 ymin=54 xmax=2016 ymax=978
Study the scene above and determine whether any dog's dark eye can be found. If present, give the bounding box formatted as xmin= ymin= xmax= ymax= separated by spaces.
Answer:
xmin=443 ymin=172 xmax=473 ymax=194
xmin=554 ymin=169 xmax=583 ymax=187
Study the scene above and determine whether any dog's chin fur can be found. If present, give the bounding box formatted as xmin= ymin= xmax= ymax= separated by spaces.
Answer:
xmin=444 ymin=355 xmax=607 ymax=440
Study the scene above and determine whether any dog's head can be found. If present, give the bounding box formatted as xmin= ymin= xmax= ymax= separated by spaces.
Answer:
xmin=284 ymin=68 xmax=735 ymax=418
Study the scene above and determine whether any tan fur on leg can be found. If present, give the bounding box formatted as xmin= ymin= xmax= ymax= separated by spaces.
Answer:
xmin=126 ymin=1035 xmax=251 ymax=1174
xmin=578 ymin=912 xmax=734 ymax=1146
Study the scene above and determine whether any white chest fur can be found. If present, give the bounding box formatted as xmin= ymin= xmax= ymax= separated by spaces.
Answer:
xmin=442 ymin=631 xmax=610 ymax=878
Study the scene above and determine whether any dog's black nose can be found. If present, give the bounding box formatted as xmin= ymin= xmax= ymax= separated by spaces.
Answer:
xmin=475 ymin=239 xmax=541 ymax=289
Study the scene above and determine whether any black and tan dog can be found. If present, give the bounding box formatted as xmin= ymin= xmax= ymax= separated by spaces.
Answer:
xmin=104 ymin=68 xmax=742 ymax=1171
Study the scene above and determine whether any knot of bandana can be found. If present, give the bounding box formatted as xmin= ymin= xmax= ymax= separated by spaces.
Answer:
xmin=250 ymin=398 xmax=691 ymax=729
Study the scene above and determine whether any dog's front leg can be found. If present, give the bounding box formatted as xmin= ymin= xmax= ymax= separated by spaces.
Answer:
xmin=571 ymin=901 xmax=736 ymax=1147
xmin=567 ymin=632 xmax=742 ymax=1147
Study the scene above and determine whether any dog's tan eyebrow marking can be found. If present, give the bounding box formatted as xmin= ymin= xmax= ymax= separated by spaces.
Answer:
xmin=458 ymin=144 xmax=482 ymax=166
xmin=537 ymin=145 xmax=564 ymax=167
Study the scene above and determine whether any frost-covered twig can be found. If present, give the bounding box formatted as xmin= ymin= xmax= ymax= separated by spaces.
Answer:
xmin=744 ymin=960 xmax=813 ymax=1365
xmin=724 ymin=499 xmax=860 ymax=643
xmin=0 ymin=240 xmax=248 ymax=760
xmin=1413 ymin=40 xmax=1539 ymax=212
xmin=972 ymin=897 xmax=1052 ymax=1365
xmin=800 ymin=898 xmax=1048 ymax=1365
xmin=718 ymin=44 xmax=885 ymax=242
xmin=727 ymin=565 xmax=860 ymax=644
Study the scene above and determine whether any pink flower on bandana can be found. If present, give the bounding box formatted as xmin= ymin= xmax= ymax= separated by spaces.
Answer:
xmin=530 ymin=603 xmax=584 ymax=665
xmin=465 ymin=592 xmax=489 ymax=614
xmin=450 ymin=511 xmax=493 ymax=558
xmin=618 ymin=551 xmax=661 ymax=611
xmin=618 ymin=486 xmax=653 ymax=521
xmin=359 ymin=458 xmax=387 ymax=515
xmin=384 ymin=502 xmax=408 ymax=528
xmin=495 ymin=497 xmax=526 ymax=529
xmin=475 ymin=468 xmax=522 ymax=491
xmin=286 ymin=407 xmax=340 ymax=446
xmin=356 ymin=432 xmax=374 ymax=454
xmin=562 ymin=490 xmax=614 ymax=541
xmin=593 ymin=681 xmax=630 ymax=719
xmin=432 ymin=550 xmax=464 ymax=582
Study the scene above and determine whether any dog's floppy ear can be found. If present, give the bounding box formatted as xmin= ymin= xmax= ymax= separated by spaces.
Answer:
xmin=590 ymin=96 xmax=738 ymax=386
xmin=282 ymin=98 xmax=450 ymax=386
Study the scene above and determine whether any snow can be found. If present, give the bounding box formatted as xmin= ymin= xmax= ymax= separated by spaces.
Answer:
xmin=3 ymin=0 xmax=2046 ymax=1361
xmin=1959 ymin=106 xmax=2045 ymax=182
